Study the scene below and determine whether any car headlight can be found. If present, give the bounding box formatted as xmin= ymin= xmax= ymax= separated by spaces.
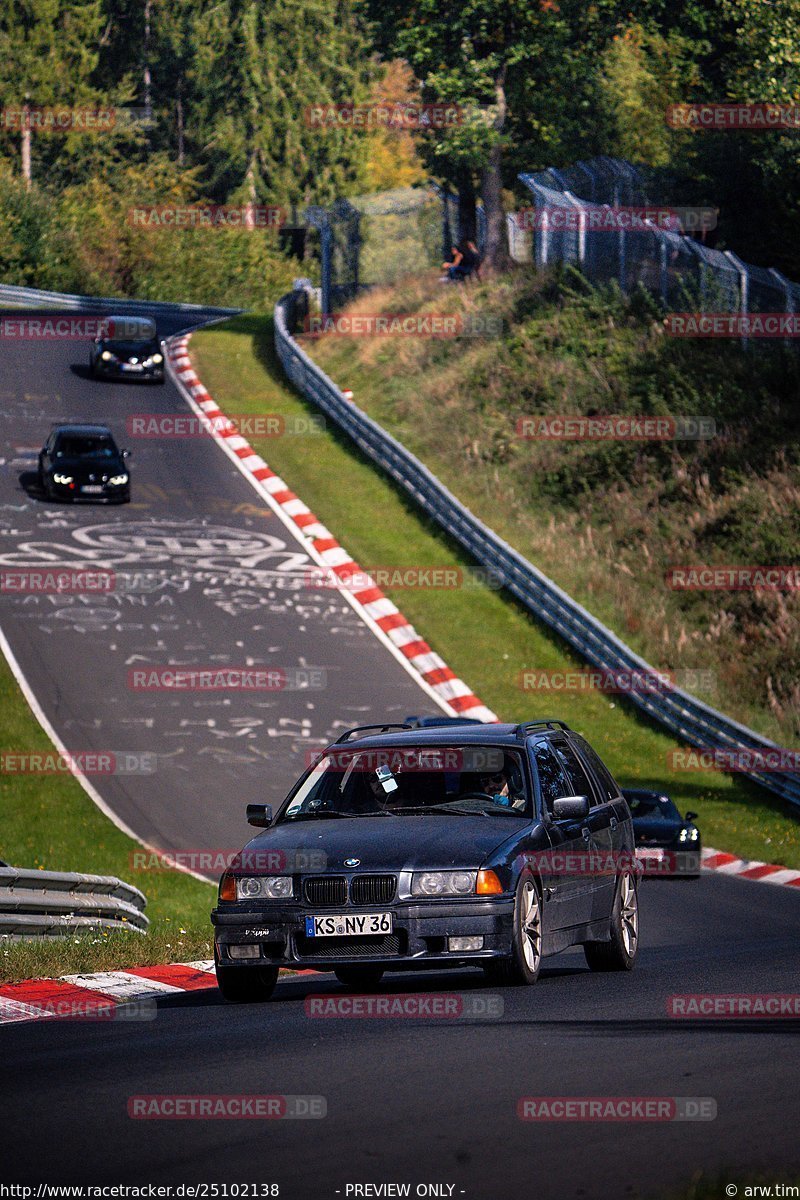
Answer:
xmin=101 ymin=350 xmax=115 ymax=361
xmin=53 ymin=473 xmax=73 ymax=485
xmin=236 ymin=876 xmax=293 ymax=900
xmin=411 ymin=870 xmax=476 ymax=896
xmin=151 ymin=353 xmax=163 ymax=365
xmin=109 ymin=473 xmax=129 ymax=486
xmin=679 ymin=828 xmax=699 ymax=842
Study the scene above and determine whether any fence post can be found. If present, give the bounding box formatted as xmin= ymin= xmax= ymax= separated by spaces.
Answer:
xmin=659 ymin=234 xmax=669 ymax=307
xmin=769 ymin=267 xmax=794 ymax=349
xmin=563 ymin=191 xmax=586 ymax=266
xmin=725 ymin=250 xmax=749 ymax=351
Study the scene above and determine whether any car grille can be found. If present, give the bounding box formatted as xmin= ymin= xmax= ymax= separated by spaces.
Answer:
xmin=303 ymin=876 xmax=347 ymax=907
xmin=350 ymin=874 xmax=396 ymax=905
xmin=295 ymin=934 xmax=402 ymax=959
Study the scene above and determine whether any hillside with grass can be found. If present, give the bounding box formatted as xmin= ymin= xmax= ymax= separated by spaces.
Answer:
xmin=299 ymin=268 xmax=800 ymax=749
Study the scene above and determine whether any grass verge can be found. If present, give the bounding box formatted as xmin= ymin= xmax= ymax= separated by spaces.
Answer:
xmin=190 ymin=313 xmax=800 ymax=870
xmin=0 ymin=649 xmax=213 ymax=985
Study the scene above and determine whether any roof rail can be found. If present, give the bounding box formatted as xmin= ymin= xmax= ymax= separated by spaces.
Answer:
xmin=333 ymin=723 xmax=413 ymax=744
xmin=515 ymin=718 xmax=572 ymax=737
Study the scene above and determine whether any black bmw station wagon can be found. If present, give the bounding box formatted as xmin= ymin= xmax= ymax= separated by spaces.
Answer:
xmin=212 ymin=719 xmax=639 ymax=1002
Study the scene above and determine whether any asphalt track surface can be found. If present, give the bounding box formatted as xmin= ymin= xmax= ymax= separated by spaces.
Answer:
xmin=0 ymin=309 xmax=437 ymax=868
xmin=2 ymin=874 xmax=799 ymax=1196
xmin=2 ymin=308 xmax=799 ymax=1199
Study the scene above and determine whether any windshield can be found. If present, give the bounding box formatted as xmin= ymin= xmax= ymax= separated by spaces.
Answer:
xmin=279 ymin=745 xmax=530 ymax=821
xmin=54 ymin=435 xmax=117 ymax=458
xmin=627 ymin=793 xmax=679 ymax=821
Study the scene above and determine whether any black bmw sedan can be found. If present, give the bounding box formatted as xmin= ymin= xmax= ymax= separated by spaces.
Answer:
xmin=212 ymin=719 xmax=641 ymax=1002
xmin=37 ymin=424 xmax=131 ymax=503
xmin=622 ymin=787 xmax=702 ymax=878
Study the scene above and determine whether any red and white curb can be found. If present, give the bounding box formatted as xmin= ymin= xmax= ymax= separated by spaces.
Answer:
xmin=166 ymin=336 xmax=496 ymax=722
xmin=0 ymin=960 xmax=217 ymax=1026
xmin=701 ymin=846 xmax=800 ymax=886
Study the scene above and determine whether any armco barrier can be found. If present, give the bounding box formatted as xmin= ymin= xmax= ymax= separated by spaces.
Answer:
xmin=274 ymin=287 xmax=800 ymax=811
xmin=0 ymin=865 xmax=148 ymax=938
xmin=0 ymin=281 xmax=240 ymax=326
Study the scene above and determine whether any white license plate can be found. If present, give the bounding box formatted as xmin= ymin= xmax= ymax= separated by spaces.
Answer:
xmin=122 ymin=363 xmax=144 ymax=372
xmin=305 ymin=912 xmax=392 ymax=938
xmin=636 ymin=847 xmax=666 ymax=862
xmin=81 ymin=485 xmax=104 ymax=494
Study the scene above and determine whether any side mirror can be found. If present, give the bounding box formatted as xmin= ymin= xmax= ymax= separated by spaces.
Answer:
xmin=246 ymin=803 xmax=273 ymax=828
xmin=552 ymin=795 xmax=590 ymax=821
xmin=685 ymin=811 xmax=698 ymax=822
xmin=121 ymin=448 xmax=131 ymax=459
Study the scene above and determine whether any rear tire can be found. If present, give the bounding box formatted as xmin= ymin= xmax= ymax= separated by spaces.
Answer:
xmin=334 ymin=966 xmax=385 ymax=990
xmin=483 ymin=876 xmax=542 ymax=986
xmin=584 ymin=871 xmax=639 ymax=972
xmin=215 ymin=958 xmax=279 ymax=1003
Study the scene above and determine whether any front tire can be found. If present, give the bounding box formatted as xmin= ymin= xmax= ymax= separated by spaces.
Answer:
xmin=584 ymin=871 xmax=639 ymax=972
xmin=484 ymin=876 xmax=542 ymax=986
xmin=334 ymin=966 xmax=385 ymax=990
xmin=215 ymin=959 xmax=279 ymax=1003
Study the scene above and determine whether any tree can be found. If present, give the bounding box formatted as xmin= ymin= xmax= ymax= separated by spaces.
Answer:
xmin=0 ymin=0 xmax=106 ymax=185
xmin=187 ymin=0 xmax=373 ymax=207
xmin=360 ymin=0 xmax=573 ymax=268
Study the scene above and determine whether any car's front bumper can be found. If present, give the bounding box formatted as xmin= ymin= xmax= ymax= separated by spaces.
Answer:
xmin=93 ymin=361 xmax=164 ymax=380
xmin=212 ymin=897 xmax=515 ymax=970
xmin=48 ymin=480 xmax=130 ymax=503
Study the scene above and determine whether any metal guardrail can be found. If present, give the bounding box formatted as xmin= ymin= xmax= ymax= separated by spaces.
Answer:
xmin=274 ymin=287 xmax=800 ymax=811
xmin=0 ymin=865 xmax=148 ymax=938
xmin=0 ymin=281 xmax=241 ymax=325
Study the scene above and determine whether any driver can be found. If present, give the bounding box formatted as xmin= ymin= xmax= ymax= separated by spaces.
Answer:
xmin=478 ymin=767 xmax=526 ymax=811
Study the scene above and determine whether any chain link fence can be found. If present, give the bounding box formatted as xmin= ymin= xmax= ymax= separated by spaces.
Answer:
xmin=303 ymin=185 xmax=487 ymax=313
xmin=514 ymin=156 xmax=800 ymax=345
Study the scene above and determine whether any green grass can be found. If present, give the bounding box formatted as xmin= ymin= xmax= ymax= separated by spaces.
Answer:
xmin=190 ymin=313 xmax=800 ymax=871
xmin=306 ymin=270 xmax=800 ymax=748
xmin=0 ymin=651 xmax=214 ymax=984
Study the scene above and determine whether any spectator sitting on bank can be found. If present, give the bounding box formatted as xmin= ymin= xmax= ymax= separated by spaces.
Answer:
xmin=441 ymin=240 xmax=481 ymax=282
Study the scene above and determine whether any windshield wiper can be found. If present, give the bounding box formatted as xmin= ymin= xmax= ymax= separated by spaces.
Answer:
xmin=397 ymin=804 xmax=489 ymax=817
xmin=283 ymin=811 xmax=348 ymax=821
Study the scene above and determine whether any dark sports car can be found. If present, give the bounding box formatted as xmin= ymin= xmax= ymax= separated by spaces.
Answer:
xmin=37 ymin=424 xmax=131 ymax=503
xmin=622 ymin=787 xmax=701 ymax=878
xmin=89 ymin=315 xmax=164 ymax=381
xmin=212 ymin=718 xmax=641 ymax=1002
